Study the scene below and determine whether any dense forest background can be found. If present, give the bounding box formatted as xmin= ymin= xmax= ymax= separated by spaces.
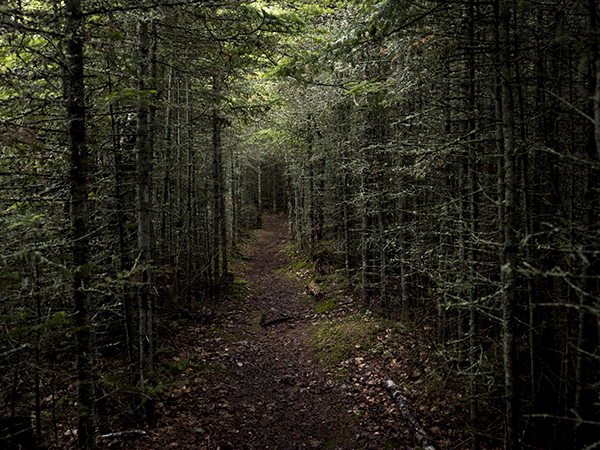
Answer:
xmin=1 ymin=0 xmax=600 ymax=449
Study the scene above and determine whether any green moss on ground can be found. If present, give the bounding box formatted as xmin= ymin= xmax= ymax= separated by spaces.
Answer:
xmin=314 ymin=297 xmax=341 ymax=314
xmin=309 ymin=313 xmax=379 ymax=366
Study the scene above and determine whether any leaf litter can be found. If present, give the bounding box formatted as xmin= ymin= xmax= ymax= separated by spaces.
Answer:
xmin=125 ymin=214 xmax=476 ymax=450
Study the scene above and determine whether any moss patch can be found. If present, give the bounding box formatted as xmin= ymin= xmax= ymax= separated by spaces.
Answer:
xmin=275 ymin=256 xmax=312 ymax=276
xmin=309 ymin=312 xmax=409 ymax=368
xmin=314 ymin=298 xmax=341 ymax=315
xmin=191 ymin=361 xmax=227 ymax=376
xmin=309 ymin=314 xmax=379 ymax=366
xmin=229 ymin=278 xmax=254 ymax=303
xmin=248 ymin=310 xmax=265 ymax=331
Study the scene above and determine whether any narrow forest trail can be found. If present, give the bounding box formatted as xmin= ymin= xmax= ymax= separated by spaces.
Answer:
xmin=133 ymin=214 xmax=463 ymax=450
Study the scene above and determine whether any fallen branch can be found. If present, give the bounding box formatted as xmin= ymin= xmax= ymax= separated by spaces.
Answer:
xmin=382 ymin=378 xmax=437 ymax=450
xmin=261 ymin=316 xmax=293 ymax=327
xmin=99 ymin=430 xmax=147 ymax=440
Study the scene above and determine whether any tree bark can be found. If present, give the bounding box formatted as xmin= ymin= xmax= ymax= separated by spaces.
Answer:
xmin=360 ymin=169 xmax=370 ymax=307
xmin=64 ymin=0 xmax=95 ymax=446
xmin=257 ymin=159 xmax=263 ymax=227
xmin=136 ymin=18 xmax=155 ymax=418
xmin=212 ymin=75 xmax=227 ymax=287
xmin=467 ymin=2 xmax=480 ymax=447
xmin=575 ymin=2 xmax=600 ymax=446
xmin=498 ymin=0 xmax=519 ymax=448
xmin=213 ymin=112 xmax=221 ymax=283
xmin=307 ymin=116 xmax=315 ymax=255
xmin=160 ymin=62 xmax=174 ymax=262
xmin=186 ymin=75 xmax=194 ymax=302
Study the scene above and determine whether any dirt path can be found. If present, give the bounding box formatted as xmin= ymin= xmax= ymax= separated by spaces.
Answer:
xmin=135 ymin=214 xmax=358 ymax=449
xmin=131 ymin=214 xmax=458 ymax=450
xmin=212 ymin=214 xmax=355 ymax=448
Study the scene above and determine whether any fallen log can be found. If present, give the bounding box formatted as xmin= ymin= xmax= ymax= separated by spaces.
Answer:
xmin=382 ymin=378 xmax=437 ymax=450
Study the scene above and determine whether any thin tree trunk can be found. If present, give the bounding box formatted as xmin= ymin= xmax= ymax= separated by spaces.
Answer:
xmin=108 ymin=57 xmax=137 ymax=368
xmin=575 ymin=3 xmax=600 ymax=445
xmin=379 ymin=208 xmax=387 ymax=317
xmin=398 ymin=153 xmax=409 ymax=323
xmin=343 ymin=194 xmax=350 ymax=273
xmin=186 ymin=75 xmax=193 ymax=302
xmin=219 ymin=136 xmax=228 ymax=285
xmin=32 ymin=256 xmax=42 ymax=443
xmin=458 ymin=152 xmax=467 ymax=366
xmin=273 ymin=161 xmax=278 ymax=213
xmin=174 ymin=79 xmax=182 ymax=296
xmin=231 ymin=146 xmax=238 ymax=246
xmin=361 ymin=171 xmax=369 ymax=307
xmin=136 ymin=18 xmax=155 ymax=421
xmin=212 ymin=123 xmax=221 ymax=283
xmin=160 ymin=63 xmax=174 ymax=262
xmin=64 ymin=0 xmax=95 ymax=446
xmin=212 ymin=76 xmax=227 ymax=287
xmin=257 ymin=159 xmax=262 ymax=227
xmin=294 ymin=185 xmax=301 ymax=244
xmin=467 ymin=2 xmax=480 ymax=446
xmin=307 ymin=117 xmax=315 ymax=255
xmin=498 ymin=1 xmax=519 ymax=448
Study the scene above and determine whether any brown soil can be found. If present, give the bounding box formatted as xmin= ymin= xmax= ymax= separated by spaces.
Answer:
xmin=122 ymin=214 xmax=470 ymax=450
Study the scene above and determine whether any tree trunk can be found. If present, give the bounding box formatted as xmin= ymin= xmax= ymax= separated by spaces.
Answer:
xmin=398 ymin=153 xmax=409 ymax=323
xmin=575 ymin=2 xmax=600 ymax=446
xmin=307 ymin=116 xmax=315 ymax=255
xmin=498 ymin=1 xmax=519 ymax=448
xmin=108 ymin=57 xmax=137 ymax=368
xmin=257 ymin=159 xmax=263 ymax=227
xmin=294 ymin=184 xmax=301 ymax=244
xmin=467 ymin=2 xmax=480 ymax=446
xmin=160 ymin=63 xmax=174 ymax=262
xmin=379 ymin=209 xmax=387 ymax=316
xmin=136 ymin=18 xmax=155 ymax=421
xmin=64 ymin=0 xmax=95 ymax=446
xmin=219 ymin=136 xmax=228 ymax=286
xmin=361 ymin=171 xmax=370 ymax=307
xmin=231 ymin=146 xmax=238 ymax=246
xmin=212 ymin=76 xmax=227 ymax=288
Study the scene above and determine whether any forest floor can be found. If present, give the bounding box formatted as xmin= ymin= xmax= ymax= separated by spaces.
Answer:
xmin=126 ymin=214 xmax=475 ymax=450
